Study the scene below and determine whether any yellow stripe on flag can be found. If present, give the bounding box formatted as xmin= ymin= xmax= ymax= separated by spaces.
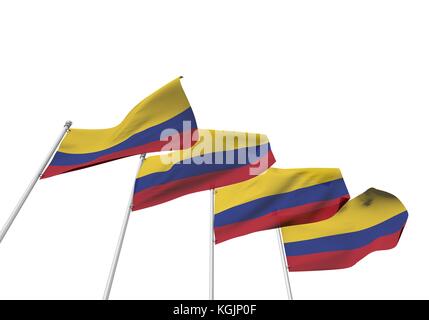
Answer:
xmin=215 ymin=168 xmax=344 ymax=214
xmin=58 ymin=77 xmax=190 ymax=154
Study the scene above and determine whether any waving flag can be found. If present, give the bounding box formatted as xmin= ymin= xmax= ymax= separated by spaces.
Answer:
xmin=132 ymin=129 xmax=275 ymax=211
xmin=214 ymin=168 xmax=350 ymax=243
xmin=282 ymin=188 xmax=408 ymax=271
xmin=42 ymin=77 xmax=198 ymax=178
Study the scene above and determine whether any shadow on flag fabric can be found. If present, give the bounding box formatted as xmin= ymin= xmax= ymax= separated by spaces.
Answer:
xmin=132 ymin=129 xmax=276 ymax=211
xmin=282 ymin=188 xmax=408 ymax=271
xmin=42 ymin=77 xmax=198 ymax=178
xmin=214 ymin=168 xmax=350 ymax=243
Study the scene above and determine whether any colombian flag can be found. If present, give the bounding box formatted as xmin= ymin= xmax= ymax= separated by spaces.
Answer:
xmin=282 ymin=188 xmax=408 ymax=271
xmin=214 ymin=168 xmax=350 ymax=243
xmin=42 ymin=77 xmax=198 ymax=178
xmin=132 ymin=129 xmax=275 ymax=211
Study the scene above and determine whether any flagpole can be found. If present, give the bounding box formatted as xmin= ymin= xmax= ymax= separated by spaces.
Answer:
xmin=103 ymin=153 xmax=146 ymax=300
xmin=209 ymin=188 xmax=215 ymax=300
xmin=276 ymin=228 xmax=293 ymax=300
xmin=0 ymin=120 xmax=73 ymax=245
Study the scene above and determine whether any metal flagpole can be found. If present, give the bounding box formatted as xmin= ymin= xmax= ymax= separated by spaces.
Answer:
xmin=209 ymin=188 xmax=215 ymax=300
xmin=103 ymin=153 xmax=146 ymax=300
xmin=276 ymin=228 xmax=293 ymax=300
xmin=0 ymin=120 xmax=73 ymax=245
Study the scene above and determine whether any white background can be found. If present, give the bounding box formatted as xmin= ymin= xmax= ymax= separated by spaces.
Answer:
xmin=0 ymin=1 xmax=428 ymax=300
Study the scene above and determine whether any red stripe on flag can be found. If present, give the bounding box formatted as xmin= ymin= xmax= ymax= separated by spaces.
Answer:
xmin=132 ymin=151 xmax=276 ymax=211
xmin=287 ymin=229 xmax=404 ymax=272
xmin=214 ymin=194 xmax=350 ymax=244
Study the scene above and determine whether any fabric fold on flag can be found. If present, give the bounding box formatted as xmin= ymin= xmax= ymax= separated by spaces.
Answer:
xmin=42 ymin=77 xmax=198 ymax=178
xmin=282 ymin=188 xmax=408 ymax=271
xmin=132 ymin=129 xmax=276 ymax=211
xmin=214 ymin=168 xmax=350 ymax=243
